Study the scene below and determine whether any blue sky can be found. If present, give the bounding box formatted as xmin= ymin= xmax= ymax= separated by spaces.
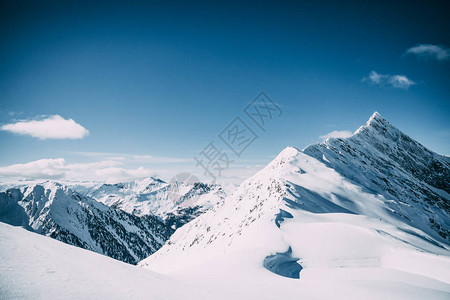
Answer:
xmin=0 ymin=0 xmax=449 ymax=184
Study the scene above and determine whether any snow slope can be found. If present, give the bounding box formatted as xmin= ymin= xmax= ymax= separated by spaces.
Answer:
xmin=140 ymin=113 xmax=450 ymax=299
xmin=0 ymin=182 xmax=172 ymax=264
xmin=0 ymin=222 xmax=222 ymax=300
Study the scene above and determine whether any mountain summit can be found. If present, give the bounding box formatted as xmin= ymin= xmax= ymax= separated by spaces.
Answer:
xmin=140 ymin=112 xmax=450 ymax=298
xmin=304 ymin=112 xmax=450 ymax=241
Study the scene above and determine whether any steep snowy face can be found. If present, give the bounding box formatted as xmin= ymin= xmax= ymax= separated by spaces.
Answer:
xmin=86 ymin=177 xmax=226 ymax=228
xmin=303 ymin=112 xmax=450 ymax=242
xmin=0 ymin=182 xmax=172 ymax=264
xmin=140 ymin=114 xmax=449 ymax=288
xmin=140 ymin=147 xmax=298 ymax=272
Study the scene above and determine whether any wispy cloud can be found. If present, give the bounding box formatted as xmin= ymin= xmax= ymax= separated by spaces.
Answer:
xmin=0 ymin=159 xmax=67 ymax=179
xmin=405 ymin=44 xmax=449 ymax=61
xmin=1 ymin=115 xmax=89 ymax=139
xmin=363 ymin=71 xmax=415 ymax=89
xmin=319 ymin=130 xmax=353 ymax=141
xmin=7 ymin=111 xmax=23 ymax=116
xmin=0 ymin=151 xmax=195 ymax=183
xmin=0 ymin=153 xmax=270 ymax=185
xmin=0 ymin=158 xmax=153 ymax=182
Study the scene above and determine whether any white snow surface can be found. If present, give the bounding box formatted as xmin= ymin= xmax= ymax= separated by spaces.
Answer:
xmin=0 ymin=222 xmax=222 ymax=300
xmin=2 ymin=208 xmax=448 ymax=299
xmin=140 ymin=145 xmax=450 ymax=299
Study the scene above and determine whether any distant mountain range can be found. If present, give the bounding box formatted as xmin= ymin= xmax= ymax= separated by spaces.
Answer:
xmin=0 ymin=178 xmax=225 ymax=264
xmin=0 ymin=182 xmax=172 ymax=264
xmin=84 ymin=177 xmax=226 ymax=229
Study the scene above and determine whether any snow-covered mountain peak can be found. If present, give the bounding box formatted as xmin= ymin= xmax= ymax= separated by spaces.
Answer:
xmin=303 ymin=113 xmax=450 ymax=242
xmin=367 ymin=111 xmax=386 ymax=124
xmin=263 ymin=146 xmax=301 ymax=174
xmin=354 ymin=111 xmax=394 ymax=136
xmin=20 ymin=181 xmax=77 ymax=208
xmin=141 ymin=112 xmax=449 ymax=281
xmin=277 ymin=146 xmax=300 ymax=158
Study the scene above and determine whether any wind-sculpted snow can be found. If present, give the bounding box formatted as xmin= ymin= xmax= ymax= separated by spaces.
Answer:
xmin=0 ymin=182 xmax=173 ymax=264
xmin=274 ymin=209 xmax=293 ymax=228
xmin=263 ymin=246 xmax=302 ymax=279
xmin=140 ymin=113 xmax=450 ymax=299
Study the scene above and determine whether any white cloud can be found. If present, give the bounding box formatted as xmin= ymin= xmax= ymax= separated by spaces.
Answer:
xmin=0 ymin=152 xmax=195 ymax=183
xmin=319 ymin=130 xmax=353 ymax=141
xmin=388 ymin=75 xmax=416 ymax=89
xmin=0 ymin=159 xmax=67 ymax=179
xmin=405 ymin=44 xmax=449 ymax=61
xmin=1 ymin=115 xmax=89 ymax=139
xmin=363 ymin=71 xmax=415 ymax=89
xmin=0 ymin=154 xmax=272 ymax=186
xmin=367 ymin=71 xmax=383 ymax=84
xmin=0 ymin=158 xmax=153 ymax=182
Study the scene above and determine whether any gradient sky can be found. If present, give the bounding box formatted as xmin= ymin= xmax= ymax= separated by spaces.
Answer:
xmin=0 ymin=0 xmax=449 ymax=184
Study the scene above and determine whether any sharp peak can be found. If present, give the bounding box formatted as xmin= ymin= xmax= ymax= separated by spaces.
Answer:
xmin=353 ymin=111 xmax=397 ymax=136
xmin=367 ymin=111 xmax=388 ymax=125
xmin=301 ymin=112 xmax=400 ymax=153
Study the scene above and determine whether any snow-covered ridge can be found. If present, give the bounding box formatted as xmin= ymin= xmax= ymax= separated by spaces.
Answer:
xmin=304 ymin=112 xmax=450 ymax=242
xmin=140 ymin=112 xmax=450 ymax=299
